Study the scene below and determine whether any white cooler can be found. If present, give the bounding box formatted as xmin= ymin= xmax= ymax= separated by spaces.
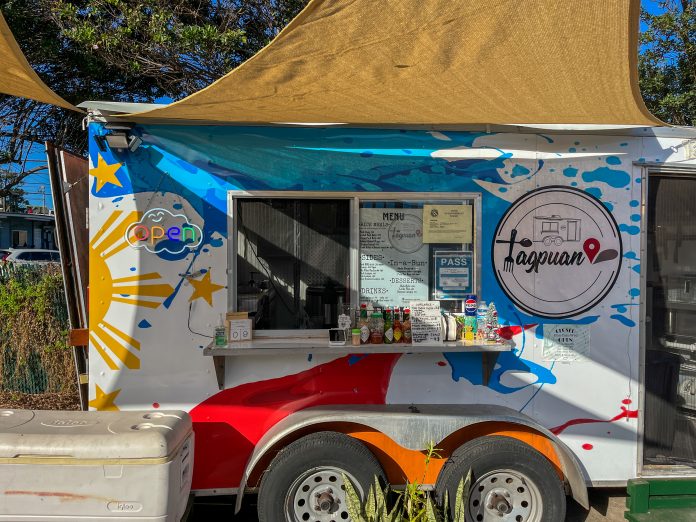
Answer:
xmin=0 ymin=409 xmax=193 ymax=521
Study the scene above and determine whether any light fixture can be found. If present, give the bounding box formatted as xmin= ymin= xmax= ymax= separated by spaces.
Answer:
xmin=104 ymin=131 xmax=130 ymax=150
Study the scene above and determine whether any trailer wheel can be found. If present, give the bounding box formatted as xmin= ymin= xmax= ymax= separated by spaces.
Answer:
xmin=435 ymin=436 xmax=565 ymax=522
xmin=257 ymin=431 xmax=386 ymax=522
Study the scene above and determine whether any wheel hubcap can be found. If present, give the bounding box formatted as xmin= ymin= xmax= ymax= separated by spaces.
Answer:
xmin=468 ymin=470 xmax=542 ymax=522
xmin=285 ymin=466 xmax=360 ymax=522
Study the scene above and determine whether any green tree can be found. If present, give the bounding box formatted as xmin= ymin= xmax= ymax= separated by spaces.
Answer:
xmin=640 ymin=0 xmax=696 ymax=125
xmin=0 ymin=0 xmax=307 ymax=195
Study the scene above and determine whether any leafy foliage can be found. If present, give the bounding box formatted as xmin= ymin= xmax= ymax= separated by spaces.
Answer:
xmin=639 ymin=0 xmax=696 ymax=125
xmin=343 ymin=442 xmax=472 ymax=522
xmin=0 ymin=263 xmax=74 ymax=395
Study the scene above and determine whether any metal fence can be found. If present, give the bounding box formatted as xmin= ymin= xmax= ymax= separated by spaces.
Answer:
xmin=0 ymin=263 xmax=75 ymax=399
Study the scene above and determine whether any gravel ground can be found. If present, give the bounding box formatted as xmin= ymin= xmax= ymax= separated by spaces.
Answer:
xmin=188 ymin=488 xmax=628 ymax=521
xmin=0 ymin=391 xmax=80 ymax=410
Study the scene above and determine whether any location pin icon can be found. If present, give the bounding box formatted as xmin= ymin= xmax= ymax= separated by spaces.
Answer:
xmin=583 ymin=238 xmax=600 ymax=263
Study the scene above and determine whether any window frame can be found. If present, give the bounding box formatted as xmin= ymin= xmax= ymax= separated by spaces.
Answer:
xmin=228 ymin=191 xmax=482 ymax=338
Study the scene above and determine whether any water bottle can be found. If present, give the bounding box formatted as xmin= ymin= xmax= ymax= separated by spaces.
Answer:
xmin=476 ymin=301 xmax=488 ymax=340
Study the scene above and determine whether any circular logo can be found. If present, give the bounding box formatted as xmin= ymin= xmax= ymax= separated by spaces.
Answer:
xmin=464 ymin=297 xmax=477 ymax=314
xmin=492 ymin=186 xmax=622 ymax=318
xmin=388 ymin=214 xmax=423 ymax=254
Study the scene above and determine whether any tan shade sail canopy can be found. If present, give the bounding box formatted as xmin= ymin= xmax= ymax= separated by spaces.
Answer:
xmin=127 ymin=0 xmax=662 ymax=126
xmin=0 ymin=10 xmax=78 ymax=110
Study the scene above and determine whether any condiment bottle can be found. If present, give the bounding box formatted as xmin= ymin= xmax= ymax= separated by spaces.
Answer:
xmin=402 ymin=308 xmax=412 ymax=344
xmin=358 ymin=303 xmax=370 ymax=345
xmin=351 ymin=328 xmax=361 ymax=346
xmin=369 ymin=311 xmax=384 ymax=344
xmin=383 ymin=307 xmax=394 ymax=344
xmin=393 ymin=308 xmax=403 ymax=343
xmin=214 ymin=313 xmax=227 ymax=347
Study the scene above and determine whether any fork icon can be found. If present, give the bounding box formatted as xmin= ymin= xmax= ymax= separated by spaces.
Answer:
xmin=502 ymin=229 xmax=517 ymax=272
xmin=495 ymin=229 xmax=531 ymax=273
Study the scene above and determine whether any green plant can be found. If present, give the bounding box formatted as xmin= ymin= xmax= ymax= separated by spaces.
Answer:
xmin=343 ymin=442 xmax=472 ymax=522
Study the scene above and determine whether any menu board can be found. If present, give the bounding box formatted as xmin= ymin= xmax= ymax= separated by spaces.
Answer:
xmin=359 ymin=208 xmax=429 ymax=307
xmin=409 ymin=300 xmax=442 ymax=344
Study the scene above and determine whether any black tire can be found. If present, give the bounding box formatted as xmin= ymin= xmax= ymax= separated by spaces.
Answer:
xmin=435 ymin=436 xmax=566 ymax=522
xmin=257 ymin=431 xmax=386 ymax=522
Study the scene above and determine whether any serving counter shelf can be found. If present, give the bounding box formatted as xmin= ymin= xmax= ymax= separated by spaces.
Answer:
xmin=203 ymin=339 xmax=514 ymax=389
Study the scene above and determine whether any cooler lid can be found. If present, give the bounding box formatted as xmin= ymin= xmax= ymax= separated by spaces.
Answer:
xmin=0 ymin=409 xmax=191 ymax=460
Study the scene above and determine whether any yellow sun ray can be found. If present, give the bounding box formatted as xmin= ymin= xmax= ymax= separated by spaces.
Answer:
xmin=101 ymin=321 xmax=141 ymax=351
xmin=111 ymin=297 xmax=163 ymax=308
xmin=91 ymin=323 xmax=140 ymax=369
xmin=113 ymin=273 xmax=164 ymax=283
xmin=89 ymin=332 xmax=119 ymax=370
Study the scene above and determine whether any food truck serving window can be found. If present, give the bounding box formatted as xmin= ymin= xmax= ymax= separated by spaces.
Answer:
xmin=229 ymin=192 xmax=480 ymax=334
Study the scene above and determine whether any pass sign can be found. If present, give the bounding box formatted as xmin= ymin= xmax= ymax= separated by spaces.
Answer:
xmin=433 ymin=251 xmax=473 ymax=299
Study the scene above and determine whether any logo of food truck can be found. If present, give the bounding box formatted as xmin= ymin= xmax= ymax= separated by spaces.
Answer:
xmin=125 ymin=208 xmax=203 ymax=254
xmin=492 ymin=186 xmax=622 ymax=318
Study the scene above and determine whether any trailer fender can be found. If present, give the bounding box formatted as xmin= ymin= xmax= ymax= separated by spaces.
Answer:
xmin=234 ymin=403 xmax=589 ymax=513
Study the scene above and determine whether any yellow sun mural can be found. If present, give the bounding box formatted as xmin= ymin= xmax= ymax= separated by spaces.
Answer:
xmin=90 ymin=210 xmax=175 ymax=375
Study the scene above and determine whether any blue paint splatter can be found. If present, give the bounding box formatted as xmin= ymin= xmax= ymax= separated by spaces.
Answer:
xmin=586 ymin=187 xmax=603 ymax=199
xmin=630 ymin=214 xmax=640 ymax=222
xmin=569 ymin=147 xmax=577 ymax=153
xmin=632 ymin=264 xmax=641 ymax=274
xmin=604 ymin=202 xmax=614 ymax=211
xmin=620 ymin=143 xmax=628 ymax=147
xmin=571 ymin=182 xmax=578 ymax=187
xmin=308 ymin=354 xmax=313 ymax=362
xmin=138 ymin=319 xmax=152 ymax=328
xmin=130 ymin=267 xmax=136 ymax=272
xmin=629 ymin=288 xmax=640 ymax=297
xmin=348 ymin=355 xmax=367 ymax=365
xmin=563 ymin=167 xmax=578 ymax=178
xmin=173 ymin=203 xmax=183 ymax=210
xmin=112 ymin=196 xmax=124 ymax=203
xmin=619 ymin=224 xmax=640 ymax=235
xmin=611 ymin=314 xmax=636 ymax=327
xmin=606 ymin=156 xmax=622 ymax=165
xmin=611 ymin=303 xmax=639 ymax=313
xmin=511 ymin=165 xmax=531 ymax=178
xmin=581 ymin=167 xmax=631 ymax=188
xmin=630 ymin=200 xmax=639 ymax=207
xmin=498 ymin=187 xmax=508 ymax=192
xmin=624 ymin=251 xmax=639 ymax=260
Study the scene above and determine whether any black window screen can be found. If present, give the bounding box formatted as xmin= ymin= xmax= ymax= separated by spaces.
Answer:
xmin=236 ymin=198 xmax=350 ymax=330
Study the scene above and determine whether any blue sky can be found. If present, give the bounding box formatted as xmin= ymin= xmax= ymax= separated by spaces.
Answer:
xmin=21 ymin=0 xmax=670 ymax=209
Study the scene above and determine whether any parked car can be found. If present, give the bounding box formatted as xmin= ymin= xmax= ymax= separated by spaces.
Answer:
xmin=2 ymin=248 xmax=60 ymax=263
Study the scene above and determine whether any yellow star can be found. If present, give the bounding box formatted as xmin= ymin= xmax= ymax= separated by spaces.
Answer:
xmin=189 ymin=270 xmax=225 ymax=307
xmin=89 ymin=384 xmax=121 ymax=411
xmin=91 ymin=153 xmax=123 ymax=191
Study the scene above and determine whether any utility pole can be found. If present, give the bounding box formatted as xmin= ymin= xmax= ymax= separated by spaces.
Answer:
xmin=39 ymin=185 xmax=45 ymax=213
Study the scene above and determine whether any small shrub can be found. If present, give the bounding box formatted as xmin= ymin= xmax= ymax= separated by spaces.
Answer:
xmin=343 ymin=442 xmax=472 ymax=522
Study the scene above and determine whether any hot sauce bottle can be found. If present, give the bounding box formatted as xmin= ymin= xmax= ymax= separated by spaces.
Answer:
xmin=402 ymin=308 xmax=412 ymax=344
xmin=383 ymin=307 xmax=394 ymax=344
xmin=358 ymin=303 xmax=370 ymax=345
xmin=393 ymin=307 xmax=403 ymax=343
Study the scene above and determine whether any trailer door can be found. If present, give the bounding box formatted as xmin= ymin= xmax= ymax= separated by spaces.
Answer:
xmin=644 ymin=172 xmax=696 ymax=468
